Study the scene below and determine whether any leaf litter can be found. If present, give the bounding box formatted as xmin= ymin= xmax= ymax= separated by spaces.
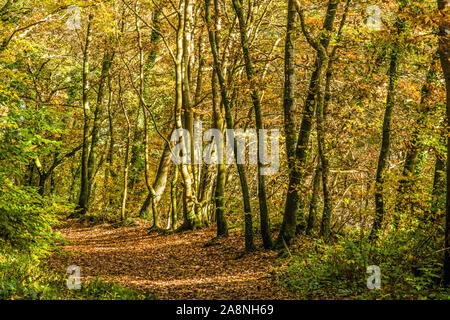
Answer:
xmin=46 ymin=220 xmax=299 ymax=300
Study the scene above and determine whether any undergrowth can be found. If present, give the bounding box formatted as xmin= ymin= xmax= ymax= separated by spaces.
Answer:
xmin=0 ymin=247 xmax=155 ymax=300
xmin=279 ymin=227 xmax=450 ymax=299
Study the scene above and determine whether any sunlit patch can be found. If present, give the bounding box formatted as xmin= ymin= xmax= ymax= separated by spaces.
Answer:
xmin=47 ymin=223 xmax=294 ymax=299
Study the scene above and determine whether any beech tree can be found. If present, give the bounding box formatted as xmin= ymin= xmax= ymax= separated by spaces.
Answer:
xmin=2 ymin=0 xmax=450 ymax=299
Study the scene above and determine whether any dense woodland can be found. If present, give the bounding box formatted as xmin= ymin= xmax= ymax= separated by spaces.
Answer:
xmin=1 ymin=0 xmax=450 ymax=300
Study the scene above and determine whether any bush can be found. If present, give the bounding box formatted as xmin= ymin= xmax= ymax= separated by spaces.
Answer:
xmin=0 ymin=248 xmax=154 ymax=300
xmin=79 ymin=278 xmax=155 ymax=300
xmin=0 ymin=176 xmax=152 ymax=300
xmin=0 ymin=182 xmax=72 ymax=255
xmin=279 ymin=229 xmax=450 ymax=299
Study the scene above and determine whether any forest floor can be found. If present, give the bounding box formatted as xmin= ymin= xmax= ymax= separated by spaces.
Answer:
xmin=46 ymin=219 xmax=299 ymax=300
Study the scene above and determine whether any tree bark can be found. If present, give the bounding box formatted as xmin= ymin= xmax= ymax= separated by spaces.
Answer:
xmin=370 ymin=14 xmax=405 ymax=239
xmin=283 ymin=0 xmax=298 ymax=171
xmin=175 ymin=0 xmax=199 ymax=230
xmin=205 ymin=0 xmax=255 ymax=251
xmin=77 ymin=13 xmax=94 ymax=215
xmin=130 ymin=5 xmax=162 ymax=191
xmin=139 ymin=133 xmax=172 ymax=224
xmin=105 ymin=75 xmax=115 ymax=206
xmin=232 ymin=0 xmax=272 ymax=249
xmin=212 ymin=68 xmax=228 ymax=237
xmin=306 ymin=161 xmax=321 ymax=235
xmin=87 ymin=48 xmax=114 ymax=202
xmin=318 ymin=0 xmax=349 ymax=241
xmin=170 ymin=165 xmax=179 ymax=230
xmin=120 ymin=77 xmax=131 ymax=222
xmin=276 ymin=0 xmax=339 ymax=247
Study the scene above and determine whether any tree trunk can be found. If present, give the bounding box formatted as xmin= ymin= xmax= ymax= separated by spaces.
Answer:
xmin=205 ymin=0 xmax=255 ymax=251
xmin=283 ymin=0 xmax=298 ymax=171
xmin=87 ymin=48 xmax=114 ymax=202
xmin=77 ymin=13 xmax=94 ymax=216
xmin=232 ymin=0 xmax=272 ymax=249
xmin=175 ymin=0 xmax=199 ymax=230
xmin=129 ymin=5 xmax=162 ymax=192
xmin=277 ymin=0 xmax=339 ymax=247
xmin=370 ymin=15 xmax=405 ymax=239
xmin=212 ymin=68 xmax=228 ymax=237
xmin=318 ymin=0 xmax=349 ymax=240
xmin=139 ymin=133 xmax=172 ymax=224
xmin=105 ymin=75 xmax=115 ymax=206
xmin=182 ymin=0 xmax=197 ymax=195
xmin=133 ymin=5 xmax=170 ymax=225
xmin=317 ymin=52 xmax=332 ymax=241
xmin=307 ymin=162 xmax=321 ymax=235
xmin=171 ymin=165 xmax=179 ymax=230
xmin=120 ymin=89 xmax=131 ymax=222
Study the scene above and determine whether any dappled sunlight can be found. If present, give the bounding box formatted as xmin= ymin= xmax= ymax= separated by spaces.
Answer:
xmin=47 ymin=222 xmax=294 ymax=300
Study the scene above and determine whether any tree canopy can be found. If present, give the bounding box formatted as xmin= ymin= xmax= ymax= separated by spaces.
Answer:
xmin=1 ymin=0 xmax=450 ymax=300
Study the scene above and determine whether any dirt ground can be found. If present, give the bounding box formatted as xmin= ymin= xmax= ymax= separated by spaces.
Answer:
xmin=46 ymin=220 xmax=299 ymax=300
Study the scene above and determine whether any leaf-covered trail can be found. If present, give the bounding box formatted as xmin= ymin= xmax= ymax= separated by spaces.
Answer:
xmin=47 ymin=221 xmax=298 ymax=299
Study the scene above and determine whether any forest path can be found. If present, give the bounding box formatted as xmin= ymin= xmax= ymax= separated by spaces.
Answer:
xmin=47 ymin=220 xmax=298 ymax=299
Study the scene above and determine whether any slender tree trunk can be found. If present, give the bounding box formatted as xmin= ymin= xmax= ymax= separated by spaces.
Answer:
xmin=77 ymin=14 xmax=94 ymax=216
xmin=210 ymin=0 xmax=228 ymax=238
xmin=193 ymin=33 xmax=206 ymax=198
xmin=105 ymin=75 xmax=115 ymax=206
xmin=307 ymin=162 xmax=321 ymax=235
xmin=212 ymin=68 xmax=228 ymax=237
xmin=134 ymin=5 xmax=170 ymax=225
xmin=87 ymin=48 xmax=114 ymax=202
xmin=120 ymin=92 xmax=131 ymax=222
xmin=283 ymin=0 xmax=298 ymax=171
xmin=175 ymin=0 xmax=199 ymax=230
xmin=182 ymin=0 xmax=197 ymax=195
xmin=318 ymin=0 xmax=349 ymax=240
xmin=139 ymin=134 xmax=172 ymax=223
xmin=317 ymin=52 xmax=332 ymax=241
xmin=171 ymin=165 xmax=179 ymax=230
xmin=232 ymin=0 xmax=272 ymax=249
xmin=277 ymin=0 xmax=339 ymax=247
xmin=205 ymin=0 xmax=255 ymax=251
xmin=193 ymin=34 xmax=215 ymax=226
xmin=370 ymin=15 xmax=405 ymax=239
xmin=129 ymin=6 xmax=162 ymax=191
xmin=276 ymin=0 xmax=298 ymax=245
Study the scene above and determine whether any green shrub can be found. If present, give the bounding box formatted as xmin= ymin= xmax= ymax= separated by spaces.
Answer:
xmin=280 ymin=229 xmax=450 ymax=299
xmin=0 ymin=248 xmax=154 ymax=300
xmin=0 ymin=182 xmax=72 ymax=255
xmin=0 ymin=176 xmax=151 ymax=300
xmin=79 ymin=278 xmax=155 ymax=300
